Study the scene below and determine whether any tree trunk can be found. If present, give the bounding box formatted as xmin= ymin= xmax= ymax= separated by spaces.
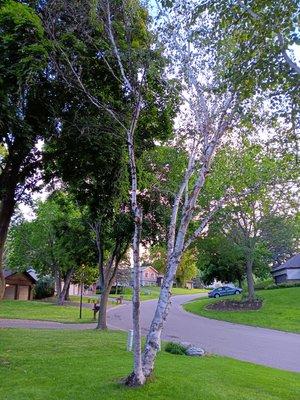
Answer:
xmin=142 ymin=253 xmax=179 ymax=378
xmin=125 ymin=209 xmax=145 ymax=386
xmin=96 ymin=284 xmax=112 ymax=330
xmin=0 ymin=246 xmax=6 ymax=300
xmin=246 ymin=258 xmax=255 ymax=300
xmin=55 ymin=270 xmax=62 ymax=299
xmin=0 ymin=184 xmax=17 ymax=299
xmin=57 ymin=269 xmax=74 ymax=305
xmin=124 ymin=97 xmax=145 ymax=386
xmin=238 ymin=277 xmax=242 ymax=289
xmin=64 ymin=282 xmax=70 ymax=301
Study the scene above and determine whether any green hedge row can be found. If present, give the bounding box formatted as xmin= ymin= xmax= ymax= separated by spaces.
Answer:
xmin=255 ymin=280 xmax=300 ymax=290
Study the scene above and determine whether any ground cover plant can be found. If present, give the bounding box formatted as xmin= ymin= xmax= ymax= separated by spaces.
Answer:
xmin=0 ymin=300 xmax=95 ymax=323
xmin=184 ymin=287 xmax=300 ymax=333
xmin=0 ymin=328 xmax=299 ymax=400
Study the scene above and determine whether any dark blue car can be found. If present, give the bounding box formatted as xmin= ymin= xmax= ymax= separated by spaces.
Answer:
xmin=208 ymin=286 xmax=242 ymax=298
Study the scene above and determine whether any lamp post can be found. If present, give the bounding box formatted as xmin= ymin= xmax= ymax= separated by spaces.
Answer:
xmin=79 ymin=281 xmax=83 ymax=319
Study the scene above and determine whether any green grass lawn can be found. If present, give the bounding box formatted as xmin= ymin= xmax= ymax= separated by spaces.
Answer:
xmin=110 ymin=286 xmax=207 ymax=301
xmin=0 ymin=329 xmax=299 ymax=400
xmin=0 ymin=300 xmax=95 ymax=323
xmin=184 ymin=287 xmax=300 ymax=333
xmin=69 ymin=295 xmax=98 ymax=303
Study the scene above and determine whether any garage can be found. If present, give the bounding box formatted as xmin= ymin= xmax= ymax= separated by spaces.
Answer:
xmin=3 ymin=270 xmax=37 ymax=300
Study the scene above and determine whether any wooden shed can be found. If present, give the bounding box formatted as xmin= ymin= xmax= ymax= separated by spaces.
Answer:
xmin=4 ymin=270 xmax=37 ymax=300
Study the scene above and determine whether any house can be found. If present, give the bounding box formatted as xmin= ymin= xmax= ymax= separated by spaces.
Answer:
xmin=3 ymin=269 xmax=37 ymax=300
xmin=185 ymin=280 xmax=194 ymax=290
xmin=271 ymin=254 xmax=300 ymax=284
xmin=140 ymin=265 xmax=159 ymax=286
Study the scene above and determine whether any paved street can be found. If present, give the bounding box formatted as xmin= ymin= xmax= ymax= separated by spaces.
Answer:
xmin=107 ymin=294 xmax=300 ymax=373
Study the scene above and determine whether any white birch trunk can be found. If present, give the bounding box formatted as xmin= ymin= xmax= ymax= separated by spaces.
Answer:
xmin=127 ymin=206 xmax=145 ymax=386
xmin=142 ymin=251 xmax=181 ymax=377
xmin=125 ymin=115 xmax=146 ymax=385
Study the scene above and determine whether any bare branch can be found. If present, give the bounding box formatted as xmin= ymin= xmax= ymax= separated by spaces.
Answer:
xmin=105 ymin=0 xmax=133 ymax=93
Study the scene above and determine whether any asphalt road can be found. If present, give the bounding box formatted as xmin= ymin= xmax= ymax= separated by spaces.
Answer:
xmin=1 ymin=293 xmax=300 ymax=373
xmin=107 ymin=293 xmax=300 ymax=373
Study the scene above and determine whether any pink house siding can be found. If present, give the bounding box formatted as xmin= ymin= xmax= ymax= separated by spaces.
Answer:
xmin=140 ymin=266 xmax=159 ymax=286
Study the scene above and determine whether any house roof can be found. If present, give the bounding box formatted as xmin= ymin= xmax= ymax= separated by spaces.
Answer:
xmin=4 ymin=269 xmax=38 ymax=283
xmin=140 ymin=265 xmax=159 ymax=274
xmin=271 ymin=254 xmax=300 ymax=273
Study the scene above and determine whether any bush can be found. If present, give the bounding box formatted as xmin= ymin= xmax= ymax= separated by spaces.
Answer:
xmin=265 ymin=282 xmax=300 ymax=290
xmin=254 ymin=279 xmax=300 ymax=291
xmin=254 ymin=279 xmax=274 ymax=290
xmin=33 ymin=276 xmax=55 ymax=299
xmin=165 ymin=342 xmax=187 ymax=355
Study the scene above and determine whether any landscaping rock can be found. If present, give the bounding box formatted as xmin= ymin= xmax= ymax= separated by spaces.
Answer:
xmin=206 ymin=299 xmax=262 ymax=311
xmin=186 ymin=345 xmax=205 ymax=357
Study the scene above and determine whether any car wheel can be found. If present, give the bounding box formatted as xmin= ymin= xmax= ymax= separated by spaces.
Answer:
xmin=214 ymin=293 xmax=220 ymax=298
xmin=235 ymin=290 xmax=240 ymax=294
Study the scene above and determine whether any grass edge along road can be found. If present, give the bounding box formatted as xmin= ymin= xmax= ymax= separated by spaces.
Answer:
xmin=183 ymin=287 xmax=300 ymax=334
xmin=0 ymin=288 xmax=206 ymax=323
xmin=1 ymin=328 xmax=299 ymax=400
xmin=0 ymin=300 xmax=95 ymax=323
xmin=109 ymin=286 xmax=207 ymax=301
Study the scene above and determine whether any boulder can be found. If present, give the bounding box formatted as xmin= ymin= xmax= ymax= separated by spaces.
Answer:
xmin=186 ymin=345 xmax=205 ymax=357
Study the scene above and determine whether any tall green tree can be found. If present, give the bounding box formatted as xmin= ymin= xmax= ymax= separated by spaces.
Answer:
xmin=7 ymin=192 xmax=95 ymax=305
xmin=260 ymin=213 xmax=300 ymax=268
xmin=148 ymin=245 xmax=198 ymax=287
xmin=0 ymin=0 xmax=54 ymax=298
xmin=196 ymin=232 xmax=247 ymax=287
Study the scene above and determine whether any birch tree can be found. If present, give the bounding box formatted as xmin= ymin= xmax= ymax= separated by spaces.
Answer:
xmin=43 ymin=0 xmax=176 ymax=385
xmin=138 ymin=0 xmax=295 ymax=380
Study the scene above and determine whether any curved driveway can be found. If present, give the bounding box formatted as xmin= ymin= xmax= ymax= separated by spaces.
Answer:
xmin=107 ymin=293 xmax=300 ymax=373
xmin=1 ymin=294 xmax=300 ymax=373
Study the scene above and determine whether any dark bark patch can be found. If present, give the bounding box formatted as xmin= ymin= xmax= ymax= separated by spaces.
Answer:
xmin=122 ymin=372 xmax=145 ymax=387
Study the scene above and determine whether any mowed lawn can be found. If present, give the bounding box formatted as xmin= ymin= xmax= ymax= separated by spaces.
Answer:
xmin=110 ymin=286 xmax=207 ymax=301
xmin=184 ymin=287 xmax=300 ymax=333
xmin=0 ymin=300 xmax=95 ymax=323
xmin=1 ymin=329 xmax=299 ymax=400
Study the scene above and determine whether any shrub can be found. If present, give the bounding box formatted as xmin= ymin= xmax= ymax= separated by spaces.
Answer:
xmin=265 ymin=282 xmax=300 ymax=290
xmin=254 ymin=279 xmax=300 ymax=291
xmin=165 ymin=342 xmax=187 ymax=355
xmin=33 ymin=276 xmax=55 ymax=299
xmin=254 ymin=279 xmax=274 ymax=290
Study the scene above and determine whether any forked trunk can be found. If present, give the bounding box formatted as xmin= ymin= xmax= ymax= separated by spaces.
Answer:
xmin=64 ymin=282 xmax=70 ymax=301
xmin=57 ymin=268 xmax=74 ymax=305
xmin=96 ymin=241 xmax=126 ymax=330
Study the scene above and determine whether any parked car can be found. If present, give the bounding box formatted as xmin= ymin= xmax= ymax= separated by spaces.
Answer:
xmin=208 ymin=286 xmax=242 ymax=298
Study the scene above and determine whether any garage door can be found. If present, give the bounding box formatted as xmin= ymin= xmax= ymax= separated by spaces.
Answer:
xmin=18 ymin=285 xmax=29 ymax=300
xmin=4 ymin=285 xmax=16 ymax=299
